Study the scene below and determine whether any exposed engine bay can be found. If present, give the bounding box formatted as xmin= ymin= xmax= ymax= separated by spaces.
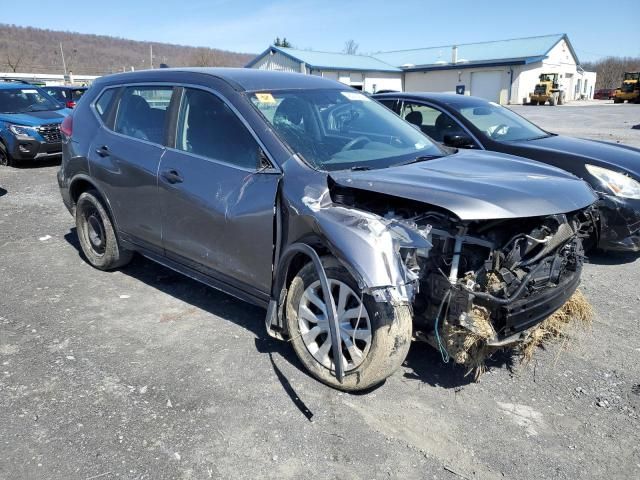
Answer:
xmin=330 ymin=184 xmax=598 ymax=350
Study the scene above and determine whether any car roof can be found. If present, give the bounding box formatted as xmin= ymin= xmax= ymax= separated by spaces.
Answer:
xmin=46 ymin=85 xmax=88 ymax=90
xmin=374 ymin=91 xmax=491 ymax=108
xmin=95 ymin=67 xmax=346 ymax=92
xmin=0 ymin=82 xmax=38 ymax=90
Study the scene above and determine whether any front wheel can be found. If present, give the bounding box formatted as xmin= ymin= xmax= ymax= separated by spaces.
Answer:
xmin=285 ymin=257 xmax=412 ymax=391
xmin=75 ymin=190 xmax=133 ymax=270
xmin=0 ymin=142 xmax=13 ymax=167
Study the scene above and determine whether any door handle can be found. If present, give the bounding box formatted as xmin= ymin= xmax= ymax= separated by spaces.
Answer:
xmin=95 ymin=145 xmax=109 ymax=157
xmin=161 ymin=169 xmax=183 ymax=184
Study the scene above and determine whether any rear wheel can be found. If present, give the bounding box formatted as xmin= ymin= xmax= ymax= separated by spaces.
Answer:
xmin=75 ymin=190 xmax=133 ymax=270
xmin=538 ymin=101 xmax=546 ymax=106
xmin=0 ymin=143 xmax=12 ymax=167
xmin=285 ymin=257 xmax=412 ymax=391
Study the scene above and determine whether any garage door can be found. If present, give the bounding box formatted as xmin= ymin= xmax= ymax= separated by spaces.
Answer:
xmin=471 ymin=71 xmax=503 ymax=103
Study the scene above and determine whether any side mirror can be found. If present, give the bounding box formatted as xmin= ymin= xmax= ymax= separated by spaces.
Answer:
xmin=443 ymin=134 xmax=475 ymax=149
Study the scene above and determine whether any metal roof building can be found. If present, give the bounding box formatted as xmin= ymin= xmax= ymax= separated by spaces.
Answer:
xmin=246 ymin=34 xmax=596 ymax=104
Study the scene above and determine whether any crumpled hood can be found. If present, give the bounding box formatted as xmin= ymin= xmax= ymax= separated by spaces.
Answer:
xmin=0 ymin=109 xmax=70 ymax=126
xmin=329 ymin=149 xmax=597 ymax=220
xmin=512 ymin=135 xmax=640 ymax=178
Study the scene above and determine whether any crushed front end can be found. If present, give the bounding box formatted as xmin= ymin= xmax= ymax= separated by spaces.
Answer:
xmin=328 ymin=184 xmax=598 ymax=370
xmin=412 ymin=209 xmax=594 ymax=347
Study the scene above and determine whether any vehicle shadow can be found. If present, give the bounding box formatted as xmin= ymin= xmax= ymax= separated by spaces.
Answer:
xmin=64 ymin=228 xmax=319 ymax=418
xmin=587 ymin=249 xmax=640 ymax=266
xmin=63 ymin=228 xmax=517 ymax=397
xmin=402 ymin=341 xmax=518 ymax=389
xmin=0 ymin=187 xmax=6 ymax=198
xmin=13 ymin=158 xmax=61 ymax=169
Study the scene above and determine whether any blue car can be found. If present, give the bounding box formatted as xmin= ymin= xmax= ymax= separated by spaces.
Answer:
xmin=0 ymin=80 xmax=72 ymax=166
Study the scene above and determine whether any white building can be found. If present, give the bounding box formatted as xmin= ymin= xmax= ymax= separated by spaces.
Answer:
xmin=247 ymin=34 xmax=596 ymax=104
xmin=0 ymin=72 xmax=99 ymax=86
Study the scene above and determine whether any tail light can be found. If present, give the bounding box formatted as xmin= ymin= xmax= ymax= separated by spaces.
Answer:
xmin=60 ymin=115 xmax=73 ymax=137
xmin=66 ymin=100 xmax=76 ymax=108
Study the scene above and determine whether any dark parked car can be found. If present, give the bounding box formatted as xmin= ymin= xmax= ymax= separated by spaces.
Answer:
xmin=0 ymin=80 xmax=71 ymax=166
xmin=58 ymin=69 xmax=597 ymax=390
xmin=593 ymin=88 xmax=615 ymax=100
xmin=374 ymin=92 xmax=640 ymax=252
xmin=42 ymin=85 xmax=88 ymax=109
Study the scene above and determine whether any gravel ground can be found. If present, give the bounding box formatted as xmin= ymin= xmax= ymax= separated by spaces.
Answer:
xmin=1 ymin=104 xmax=639 ymax=480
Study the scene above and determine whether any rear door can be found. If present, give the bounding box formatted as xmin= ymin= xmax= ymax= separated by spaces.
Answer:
xmin=88 ymin=85 xmax=175 ymax=251
xmin=159 ymin=87 xmax=280 ymax=295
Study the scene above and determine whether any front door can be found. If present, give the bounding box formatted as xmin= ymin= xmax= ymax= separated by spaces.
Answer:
xmin=159 ymin=87 xmax=280 ymax=294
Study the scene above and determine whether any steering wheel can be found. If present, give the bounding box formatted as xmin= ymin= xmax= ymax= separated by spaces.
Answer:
xmin=489 ymin=124 xmax=510 ymax=139
xmin=342 ymin=136 xmax=370 ymax=151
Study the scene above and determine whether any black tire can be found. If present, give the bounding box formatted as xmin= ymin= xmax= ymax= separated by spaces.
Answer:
xmin=285 ymin=256 xmax=412 ymax=391
xmin=538 ymin=101 xmax=546 ymax=106
xmin=75 ymin=190 xmax=133 ymax=270
xmin=0 ymin=142 xmax=13 ymax=167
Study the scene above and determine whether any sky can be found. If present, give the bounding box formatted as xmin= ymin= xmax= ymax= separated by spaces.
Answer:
xmin=3 ymin=0 xmax=638 ymax=62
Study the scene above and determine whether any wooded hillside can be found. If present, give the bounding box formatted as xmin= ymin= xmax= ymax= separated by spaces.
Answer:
xmin=0 ymin=24 xmax=254 ymax=75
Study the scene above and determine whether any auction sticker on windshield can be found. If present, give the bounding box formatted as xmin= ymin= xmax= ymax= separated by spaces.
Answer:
xmin=341 ymin=91 xmax=371 ymax=101
xmin=254 ymin=93 xmax=276 ymax=104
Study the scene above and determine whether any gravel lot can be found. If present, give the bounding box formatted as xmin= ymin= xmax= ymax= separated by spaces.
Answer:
xmin=1 ymin=103 xmax=639 ymax=480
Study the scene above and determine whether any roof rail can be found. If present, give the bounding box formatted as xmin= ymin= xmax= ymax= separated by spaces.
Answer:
xmin=0 ymin=78 xmax=33 ymax=85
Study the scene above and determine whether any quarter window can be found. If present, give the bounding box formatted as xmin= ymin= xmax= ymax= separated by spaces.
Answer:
xmin=114 ymin=86 xmax=173 ymax=144
xmin=175 ymin=88 xmax=260 ymax=170
xmin=95 ymin=88 xmax=116 ymax=120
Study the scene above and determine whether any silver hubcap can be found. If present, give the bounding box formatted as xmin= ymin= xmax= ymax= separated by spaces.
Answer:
xmin=298 ymin=279 xmax=372 ymax=372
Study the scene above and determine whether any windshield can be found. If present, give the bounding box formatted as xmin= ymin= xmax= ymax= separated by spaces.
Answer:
xmin=249 ymin=89 xmax=445 ymax=171
xmin=457 ymin=101 xmax=549 ymax=142
xmin=0 ymin=87 xmax=62 ymax=113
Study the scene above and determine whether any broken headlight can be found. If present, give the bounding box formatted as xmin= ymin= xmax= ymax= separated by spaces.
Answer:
xmin=586 ymin=164 xmax=640 ymax=199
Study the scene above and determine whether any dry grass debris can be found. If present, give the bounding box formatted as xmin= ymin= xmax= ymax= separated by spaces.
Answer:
xmin=441 ymin=290 xmax=593 ymax=379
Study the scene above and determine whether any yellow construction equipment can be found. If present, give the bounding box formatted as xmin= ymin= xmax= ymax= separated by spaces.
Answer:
xmin=613 ymin=72 xmax=640 ymax=104
xmin=529 ymin=73 xmax=566 ymax=106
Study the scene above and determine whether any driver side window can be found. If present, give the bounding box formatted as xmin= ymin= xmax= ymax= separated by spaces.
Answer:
xmin=400 ymin=102 xmax=464 ymax=143
xmin=176 ymin=88 xmax=261 ymax=170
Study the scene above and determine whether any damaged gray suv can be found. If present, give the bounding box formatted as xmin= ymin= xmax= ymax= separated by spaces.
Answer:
xmin=58 ymin=69 xmax=598 ymax=390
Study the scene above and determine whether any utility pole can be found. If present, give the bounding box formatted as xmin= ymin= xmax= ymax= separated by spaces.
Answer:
xmin=150 ymin=44 xmax=153 ymax=69
xmin=60 ymin=42 xmax=67 ymax=75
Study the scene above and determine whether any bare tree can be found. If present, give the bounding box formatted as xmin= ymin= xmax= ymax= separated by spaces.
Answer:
xmin=343 ymin=39 xmax=359 ymax=55
xmin=188 ymin=47 xmax=220 ymax=67
xmin=0 ymin=24 xmax=254 ymax=75
xmin=4 ymin=47 xmax=24 ymax=72
xmin=583 ymin=56 xmax=640 ymax=89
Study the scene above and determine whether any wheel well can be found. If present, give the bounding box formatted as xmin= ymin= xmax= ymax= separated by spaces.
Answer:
xmin=69 ymin=179 xmax=96 ymax=205
xmin=280 ymin=243 xmax=331 ymax=292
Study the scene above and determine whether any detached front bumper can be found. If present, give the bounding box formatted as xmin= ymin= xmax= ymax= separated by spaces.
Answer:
xmin=597 ymin=195 xmax=640 ymax=252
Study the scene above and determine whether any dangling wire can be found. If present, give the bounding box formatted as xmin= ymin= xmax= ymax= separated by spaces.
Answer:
xmin=433 ymin=289 xmax=452 ymax=363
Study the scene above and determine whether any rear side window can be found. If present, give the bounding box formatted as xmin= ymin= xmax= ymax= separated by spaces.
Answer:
xmin=71 ymin=89 xmax=86 ymax=101
xmin=175 ymin=88 xmax=260 ymax=170
xmin=44 ymin=88 xmax=66 ymax=101
xmin=114 ymin=86 xmax=173 ymax=144
xmin=95 ymin=88 xmax=116 ymax=120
